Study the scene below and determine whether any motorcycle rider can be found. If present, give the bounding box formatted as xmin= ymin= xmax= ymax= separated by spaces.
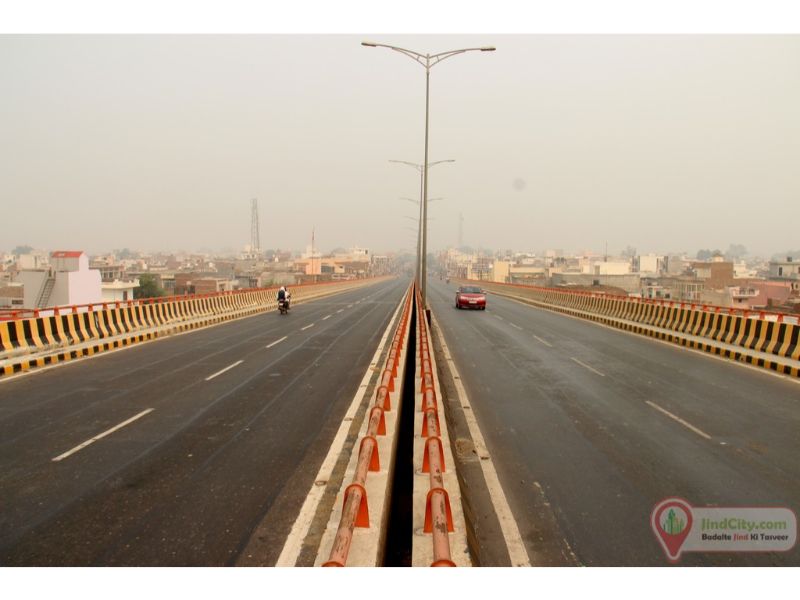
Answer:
xmin=277 ymin=286 xmax=291 ymax=310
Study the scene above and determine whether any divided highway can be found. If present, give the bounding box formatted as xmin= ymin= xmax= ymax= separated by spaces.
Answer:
xmin=428 ymin=279 xmax=800 ymax=566
xmin=0 ymin=278 xmax=407 ymax=566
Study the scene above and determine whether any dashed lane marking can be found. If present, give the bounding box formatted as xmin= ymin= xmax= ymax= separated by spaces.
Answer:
xmin=646 ymin=400 xmax=713 ymax=440
xmin=52 ymin=408 xmax=154 ymax=462
xmin=265 ymin=336 xmax=287 ymax=349
xmin=301 ymin=324 xmax=315 ymax=331
xmin=570 ymin=357 xmax=605 ymax=377
xmin=205 ymin=360 xmax=244 ymax=381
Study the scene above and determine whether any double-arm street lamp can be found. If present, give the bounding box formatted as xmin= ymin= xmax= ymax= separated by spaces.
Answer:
xmin=399 ymin=190 xmax=444 ymax=285
xmin=365 ymin=41 xmax=495 ymax=306
xmin=389 ymin=158 xmax=454 ymax=295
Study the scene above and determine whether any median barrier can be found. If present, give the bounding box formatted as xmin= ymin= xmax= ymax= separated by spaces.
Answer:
xmin=320 ymin=284 xmax=414 ymax=567
xmin=412 ymin=286 xmax=468 ymax=567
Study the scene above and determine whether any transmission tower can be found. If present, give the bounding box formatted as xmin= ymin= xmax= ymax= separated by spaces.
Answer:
xmin=250 ymin=198 xmax=261 ymax=255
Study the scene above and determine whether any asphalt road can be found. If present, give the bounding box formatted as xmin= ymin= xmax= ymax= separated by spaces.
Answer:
xmin=0 ymin=277 xmax=407 ymax=566
xmin=428 ymin=278 xmax=800 ymax=566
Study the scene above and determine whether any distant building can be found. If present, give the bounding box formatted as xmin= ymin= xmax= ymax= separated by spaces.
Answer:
xmin=769 ymin=257 xmax=800 ymax=291
xmin=17 ymin=251 xmax=102 ymax=309
xmin=699 ymin=286 xmax=760 ymax=309
xmin=0 ymin=283 xmax=24 ymax=308
xmin=101 ymin=279 xmax=140 ymax=303
xmin=491 ymin=260 xmax=511 ymax=283
xmin=634 ymin=254 xmax=666 ymax=275
xmin=690 ymin=260 xmax=735 ymax=289
xmin=18 ymin=253 xmax=48 ymax=270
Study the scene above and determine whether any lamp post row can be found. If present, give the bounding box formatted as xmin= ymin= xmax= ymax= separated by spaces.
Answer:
xmin=363 ymin=41 xmax=495 ymax=307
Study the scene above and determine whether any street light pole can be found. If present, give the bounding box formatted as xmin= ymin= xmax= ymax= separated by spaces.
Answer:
xmin=367 ymin=41 xmax=495 ymax=307
xmin=395 ymin=195 xmax=447 ymax=285
xmin=390 ymin=158 xmax=453 ymax=294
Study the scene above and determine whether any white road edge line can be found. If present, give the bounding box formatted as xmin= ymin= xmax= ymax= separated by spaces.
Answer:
xmin=275 ymin=290 xmax=407 ymax=566
xmin=533 ymin=335 xmax=553 ymax=347
xmin=301 ymin=324 xmax=315 ymax=331
xmin=570 ymin=357 xmax=605 ymax=377
xmin=646 ymin=400 xmax=713 ymax=440
xmin=205 ymin=360 xmax=244 ymax=381
xmin=322 ymin=315 xmax=332 ymax=321
xmin=431 ymin=313 xmax=532 ymax=567
xmin=265 ymin=336 xmax=287 ymax=349
xmin=52 ymin=408 xmax=154 ymax=462
xmin=510 ymin=323 xmax=523 ymax=330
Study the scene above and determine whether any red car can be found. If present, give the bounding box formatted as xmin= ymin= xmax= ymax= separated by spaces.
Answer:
xmin=455 ymin=285 xmax=486 ymax=310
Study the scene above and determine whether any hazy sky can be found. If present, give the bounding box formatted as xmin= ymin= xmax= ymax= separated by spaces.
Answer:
xmin=1 ymin=35 xmax=798 ymax=256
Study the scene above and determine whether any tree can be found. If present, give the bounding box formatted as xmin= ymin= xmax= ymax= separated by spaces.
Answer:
xmin=696 ymin=249 xmax=722 ymax=261
xmin=696 ymin=249 xmax=712 ymax=260
xmin=134 ymin=274 xmax=166 ymax=299
xmin=725 ymin=244 xmax=747 ymax=260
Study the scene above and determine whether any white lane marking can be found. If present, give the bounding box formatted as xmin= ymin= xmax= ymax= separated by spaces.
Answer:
xmin=322 ymin=315 xmax=332 ymax=321
xmin=276 ymin=290 xmax=408 ymax=566
xmin=646 ymin=400 xmax=713 ymax=440
xmin=355 ymin=300 xmax=361 ymax=304
xmin=52 ymin=408 xmax=154 ymax=462
xmin=265 ymin=336 xmax=287 ymax=349
xmin=570 ymin=357 xmax=605 ymax=377
xmin=533 ymin=335 xmax=553 ymax=347
xmin=336 ymin=309 xmax=344 ymax=314
xmin=510 ymin=322 xmax=523 ymax=330
xmin=347 ymin=304 xmax=354 ymax=308
xmin=301 ymin=323 xmax=315 ymax=331
xmin=205 ymin=360 xmax=244 ymax=381
xmin=430 ymin=313 xmax=532 ymax=567
xmin=494 ymin=314 xmax=504 ymax=320
xmin=500 ymin=292 xmax=800 ymax=387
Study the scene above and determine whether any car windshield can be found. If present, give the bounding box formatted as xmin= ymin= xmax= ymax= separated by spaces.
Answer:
xmin=460 ymin=286 xmax=482 ymax=294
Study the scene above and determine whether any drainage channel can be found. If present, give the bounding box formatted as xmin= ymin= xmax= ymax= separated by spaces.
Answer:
xmin=384 ymin=298 xmax=417 ymax=566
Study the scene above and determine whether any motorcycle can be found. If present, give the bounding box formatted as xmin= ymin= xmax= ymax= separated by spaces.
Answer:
xmin=278 ymin=297 xmax=290 ymax=315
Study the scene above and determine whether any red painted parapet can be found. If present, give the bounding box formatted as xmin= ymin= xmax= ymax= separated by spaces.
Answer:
xmin=323 ymin=284 xmax=414 ymax=567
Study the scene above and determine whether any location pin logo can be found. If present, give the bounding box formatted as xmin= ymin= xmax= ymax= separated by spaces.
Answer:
xmin=651 ymin=498 xmax=693 ymax=562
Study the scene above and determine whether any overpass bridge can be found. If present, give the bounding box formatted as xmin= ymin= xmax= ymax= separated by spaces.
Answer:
xmin=1 ymin=276 xmax=798 ymax=566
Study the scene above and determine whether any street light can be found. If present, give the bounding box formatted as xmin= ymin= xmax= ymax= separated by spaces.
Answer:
xmin=366 ymin=42 xmax=495 ymax=306
xmin=390 ymin=159 xmax=454 ymax=291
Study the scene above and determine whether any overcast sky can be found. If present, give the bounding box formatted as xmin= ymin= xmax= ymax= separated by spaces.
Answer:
xmin=1 ymin=35 xmax=798 ymax=257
